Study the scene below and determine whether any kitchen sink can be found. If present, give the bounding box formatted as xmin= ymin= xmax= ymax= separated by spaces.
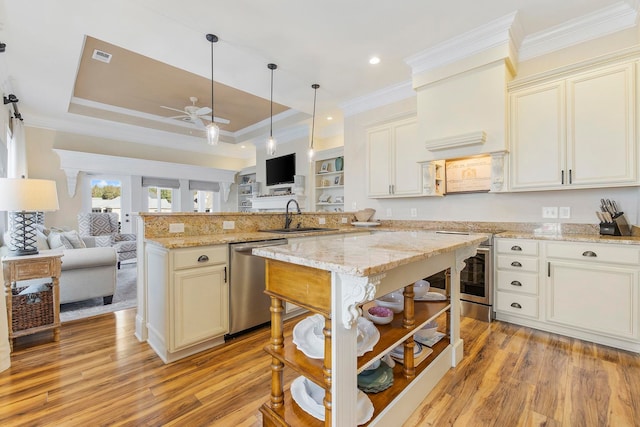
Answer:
xmin=260 ymin=227 xmax=338 ymax=233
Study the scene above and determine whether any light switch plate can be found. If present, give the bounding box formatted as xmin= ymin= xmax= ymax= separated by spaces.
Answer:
xmin=386 ymin=208 xmax=392 ymax=217
xmin=559 ymin=207 xmax=571 ymax=218
xmin=410 ymin=208 xmax=417 ymax=217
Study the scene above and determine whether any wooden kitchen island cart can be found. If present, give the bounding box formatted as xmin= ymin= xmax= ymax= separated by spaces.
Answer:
xmin=254 ymin=231 xmax=485 ymax=426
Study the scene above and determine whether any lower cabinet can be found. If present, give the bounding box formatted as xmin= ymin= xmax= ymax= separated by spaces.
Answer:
xmin=495 ymin=238 xmax=640 ymax=352
xmin=146 ymin=244 xmax=229 ymax=363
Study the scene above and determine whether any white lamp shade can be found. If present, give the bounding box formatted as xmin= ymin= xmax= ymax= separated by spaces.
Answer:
xmin=0 ymin=178 xmax=59 ymax=212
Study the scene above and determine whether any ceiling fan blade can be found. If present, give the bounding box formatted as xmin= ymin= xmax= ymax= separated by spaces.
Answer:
xmin=166 ymin=114 xmax=189 ymax=119
xmin=195 ymin=106 xmax=212 ymax=116
xmin=193 ymin=118 xmax=206 ymax=129
xmin=160 ymin=105 xmax=187 ymax=114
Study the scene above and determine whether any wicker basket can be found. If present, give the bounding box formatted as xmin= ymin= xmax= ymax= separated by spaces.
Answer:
xmin=12 ymin=284 xmax=54 ymax=332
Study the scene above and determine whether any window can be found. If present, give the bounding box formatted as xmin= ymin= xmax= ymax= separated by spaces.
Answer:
xmin=91 ymin=178 xmax=122 ymax=221
xmin=148 ymin=187 xmax=173 ymax=213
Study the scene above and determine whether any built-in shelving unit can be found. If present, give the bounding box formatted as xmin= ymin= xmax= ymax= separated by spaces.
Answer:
xmin=313 ymin=148 xmax=344 ymax=212
xmin=237 ymin=171 xmax=258 ymax=212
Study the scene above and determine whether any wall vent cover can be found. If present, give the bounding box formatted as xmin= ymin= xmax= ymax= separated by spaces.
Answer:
xmin=91 ymin=49 xmax=112 ymax=63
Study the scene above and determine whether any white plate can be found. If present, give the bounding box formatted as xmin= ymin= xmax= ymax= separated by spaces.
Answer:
xmin=391 ymin=341 xmax=423 ymax=357
xmin=293 ymin=314 xmax=380 ymax=359
xmin=352 ymin=222 xmax=380 ymax=227
xmin=291 ymin=376 xmax=374 ymax=424
xmin=415 ymin=331 xmax=446 ymax=347
xmin=414 ymin=292 xmax=446 ymax=301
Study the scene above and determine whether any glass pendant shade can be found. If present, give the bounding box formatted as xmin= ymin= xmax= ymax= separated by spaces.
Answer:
xmin=308 ymin=83 xmax=320 ymax=163
xmin=206 ymin=122 xmax=220 ymax=145
xmin=307 ymin=147 xmax=315 ymax=162
xmin=266 ymin=136 xmax=277 ymax=156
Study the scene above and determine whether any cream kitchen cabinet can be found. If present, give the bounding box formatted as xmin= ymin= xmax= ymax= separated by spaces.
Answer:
xmin=146 ymin=244 xmax=229 ymax=363
xmin=367 ymin=116 xmax=423 ymax=198
xmin=509 ymin=61 xmax=636 ymax=191
xmin=494 ymin=238 xmax=540 ymax=319
xmin=545 ymin=241 xmax=639 ymax=341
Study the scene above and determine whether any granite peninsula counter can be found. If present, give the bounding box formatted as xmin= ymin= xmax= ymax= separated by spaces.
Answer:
xmin=253 ymin=231 xmax=486 ymax=427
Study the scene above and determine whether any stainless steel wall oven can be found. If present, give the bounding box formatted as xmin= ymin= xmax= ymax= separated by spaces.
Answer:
xmin=425 ymin=232 xmax=494 ymax=322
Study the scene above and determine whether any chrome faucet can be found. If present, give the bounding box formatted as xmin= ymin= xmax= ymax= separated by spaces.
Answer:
xmin=284 ymin=199 xmax=301 ymax=229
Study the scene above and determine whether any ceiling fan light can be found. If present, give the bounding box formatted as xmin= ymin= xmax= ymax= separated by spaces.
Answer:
xmin=266 ymin=136 xmax=277 ymax=156
xmin=206 ymin=122 xmax=220 ymax=145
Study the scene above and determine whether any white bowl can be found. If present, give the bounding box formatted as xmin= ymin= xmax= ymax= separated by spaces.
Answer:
xmin=415 ymin=321 xmax=438 ymax=341
xmin=375 ymin=292 xmax=404 ymax=313
xmin=413 ymin=279 xmax=430 ymax=298
xmin=366 ymin=306 xmax=394 ymax=325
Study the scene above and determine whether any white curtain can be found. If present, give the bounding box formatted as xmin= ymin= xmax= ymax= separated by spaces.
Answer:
xmin=7 ymin=118 xmax=27 ymax=178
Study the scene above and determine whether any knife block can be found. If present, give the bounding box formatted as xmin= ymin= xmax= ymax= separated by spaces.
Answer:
xmin=599 ymin=212 xmax=631 ymax=236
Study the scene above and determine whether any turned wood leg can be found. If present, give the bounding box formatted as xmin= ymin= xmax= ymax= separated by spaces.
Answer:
xmin=445 ymin=268 xmax=452 ymax=335
xmin=269 ymin=296 xmax=284 ymax=410
xmin=403 ymin=284 xmax=416 ymax=379
xmin=323 ymin=315 xmax=332 ymax=426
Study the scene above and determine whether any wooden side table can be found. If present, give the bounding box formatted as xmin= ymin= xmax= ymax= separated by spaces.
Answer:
xmin=2 ymin=251 xmax=63 ymax=351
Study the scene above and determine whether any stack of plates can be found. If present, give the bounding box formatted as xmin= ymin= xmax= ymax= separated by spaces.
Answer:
xmin=414 ymin=292 xmax=446 ymax=301
xmin=291 ymin=376 xmax=374 ymax=424
xmin=414 ymin=331 xmax=446 ymax=348
xmin=390 ymin=342 xmax=433 ymax=365
xmin=357 ymin=360 xmax=394 ymax=393
xmin=293 ymin=314 xmax=380 ymax=359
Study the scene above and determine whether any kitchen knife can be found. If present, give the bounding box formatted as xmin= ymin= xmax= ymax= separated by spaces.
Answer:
xmin=596 ymin=211 xmax=605 ymax=223
xmin=605 ymin=199 xmax=615 ymax=214
xmin=611 ymin=200 xmax=619 ymax=213
xmin=603 ymin=212 xmax=612 ymax=223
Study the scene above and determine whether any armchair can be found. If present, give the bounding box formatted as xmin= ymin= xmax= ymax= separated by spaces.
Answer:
xmin=78 ymin=212 xmax=136 ymax=269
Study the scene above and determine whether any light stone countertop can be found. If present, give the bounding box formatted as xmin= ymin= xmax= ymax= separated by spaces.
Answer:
xmin=145 ymin=227 xmax=366 ymax=249
xmin=252 ymin=230 xmax=488 ymax=277
xmin=495 ymin=231 xmax=640 ymax=245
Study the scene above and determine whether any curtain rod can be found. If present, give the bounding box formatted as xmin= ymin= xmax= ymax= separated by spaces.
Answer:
xmin=3 ymin=94 xmax=22 ymax=121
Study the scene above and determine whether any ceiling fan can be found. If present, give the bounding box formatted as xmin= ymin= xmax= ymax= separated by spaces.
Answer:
xmin=160 ymin=96 xmax=230 ymax=129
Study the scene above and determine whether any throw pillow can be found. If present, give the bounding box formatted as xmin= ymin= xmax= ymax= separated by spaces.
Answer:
xmin=59 ymin=230 xmax=86 ymax=249
xmin=47 ymin=231 xmax=65 ymax=249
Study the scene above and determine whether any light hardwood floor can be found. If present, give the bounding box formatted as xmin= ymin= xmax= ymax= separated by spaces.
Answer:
xmin=1 ymin=309 xmax=639 ymax=426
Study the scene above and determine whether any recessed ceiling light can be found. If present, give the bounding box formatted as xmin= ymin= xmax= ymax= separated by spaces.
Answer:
xmin=240 ymin=145 xmax=246 ymax=149
xmin=327 ymin=116 xmax=333 ymax=121
xmin=369 ymin=56 xmax=380 ymax=65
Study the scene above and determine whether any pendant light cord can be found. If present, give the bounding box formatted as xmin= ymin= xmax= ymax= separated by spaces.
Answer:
xmin=269 ymin=67 xmax=274 ymax=137
xmin=311 ymin=85 xmax=318 ymax=149
xmin=210 ymin=39 xmax=215 ymax=121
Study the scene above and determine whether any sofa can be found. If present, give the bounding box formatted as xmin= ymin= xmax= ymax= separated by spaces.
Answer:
xmin=77 ymin=212 xmax=136 ymax=269
xmin=1 ymin=228 xmax=118 ymax=305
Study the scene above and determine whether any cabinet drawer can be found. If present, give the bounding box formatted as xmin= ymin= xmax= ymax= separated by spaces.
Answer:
xmin=496 ymin=255 xmax=538 ymax=272
xmin=546 ymin=242 xmax=640 ymax=266
xmin=496 ymin=271 xmax=538 ymax=295
xmin=173 ymin=245 xmax=227 ymax=270
xmin=497 ymin=239 xmax=538 ymax=256
xmin=496 ymin=291 xmax=538 ymax=318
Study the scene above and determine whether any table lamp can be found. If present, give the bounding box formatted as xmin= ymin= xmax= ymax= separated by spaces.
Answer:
xmin=0 ymin=178 xmax=59 ymax=256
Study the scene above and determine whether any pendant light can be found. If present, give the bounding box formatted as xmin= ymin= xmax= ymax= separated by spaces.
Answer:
xmin=266 ymin=63 xmax=278 ymax=156
xmin=308 ymin=84 xmax=319 ymax=162
xmin=206 ymin=33 xmax=220 ymax=145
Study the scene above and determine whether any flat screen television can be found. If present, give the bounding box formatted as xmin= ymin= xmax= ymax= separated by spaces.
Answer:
xmin=266 ymin=153 xmax=296 ymax=186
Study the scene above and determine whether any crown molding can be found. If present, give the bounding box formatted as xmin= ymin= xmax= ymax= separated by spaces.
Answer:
xmin=340 ymin=80 xmax=415 ymax=118
xmin=405 ymin=12 xmax=520 ymax=77
xmin=519 ymin=1 xmax=639 ymax=61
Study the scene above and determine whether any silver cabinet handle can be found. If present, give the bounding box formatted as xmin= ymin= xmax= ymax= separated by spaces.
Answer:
xmin=511 ymin=261 xmax=522 ymax=267
xmin=510 ymin=245 xmax=522 ymax=251
xmin=582 ymin=251 xmax=597 ymax=257
xmin=197 ymin=255 xmax=209 ymax=262
xmin=510 ymin=280 xmax=522 ymax=287
xmin=510 ymin=302 xmax=522 ymax=309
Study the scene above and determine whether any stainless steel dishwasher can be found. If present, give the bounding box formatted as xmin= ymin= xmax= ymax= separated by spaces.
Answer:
xmin=227 ymin=238 xmax=288 ymax=338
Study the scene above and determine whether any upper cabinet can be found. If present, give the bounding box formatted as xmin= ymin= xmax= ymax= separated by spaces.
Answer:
xmin=509 ymin=61 xmax=637 ymax=191
xmin=367 ymin=116 xmax=423 ymax=198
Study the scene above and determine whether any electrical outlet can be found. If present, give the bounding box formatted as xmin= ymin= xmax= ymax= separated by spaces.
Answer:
xmin=542 ymin=207 xmax=558 ymax=218
xmin=341 ymin=217 xmax=348 ymax=224
xmin=410 ymin=208 xmax=417 ymax=218
xmin=318 ymin=217 xmax=326 ymax=225
xmin=222 ymin=221 xmax=235 ymax=230
xmin=559 ymin=207 xmax=571 ymax=219
xmin=351 ymin=202 xmax=357 ymax=210
xmin=169 ymin=223 xmax=184 ymax=233
xmin=386 ymin=208 xmax=392 ymax=217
